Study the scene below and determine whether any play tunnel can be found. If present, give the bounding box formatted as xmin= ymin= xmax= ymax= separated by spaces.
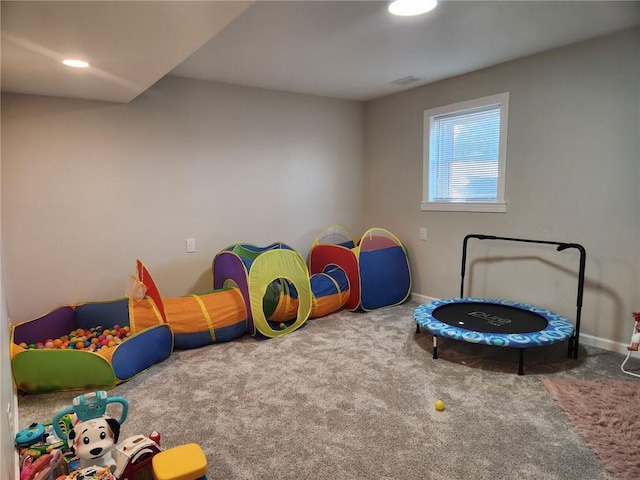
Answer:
xmin=135 ymin=260 xmax=247 ymax=349
xmin=267 ymin=264 xmax=351 ymax=321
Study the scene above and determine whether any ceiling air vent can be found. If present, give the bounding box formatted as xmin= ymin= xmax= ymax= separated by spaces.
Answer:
xmin=391 ymin=75 xmax=421 ymax=86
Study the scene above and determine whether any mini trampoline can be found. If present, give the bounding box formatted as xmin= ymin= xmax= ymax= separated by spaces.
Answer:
xmin=414 ymin=234 xmax=586 ymax=374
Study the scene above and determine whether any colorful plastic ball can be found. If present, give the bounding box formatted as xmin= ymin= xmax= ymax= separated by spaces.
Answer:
xmin=434 ymin=400 xmax=445 ymax=411
xmin=53 ymin=339 xmax=63 ymax=348
xmin=75 ymin=341 xmax=85 ymax=349
xmin=45 ymin=341 xmax=54 ymax=349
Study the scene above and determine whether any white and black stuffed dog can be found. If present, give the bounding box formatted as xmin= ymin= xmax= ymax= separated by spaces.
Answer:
xmin=68 ymin=416 xmax=121 ymax=471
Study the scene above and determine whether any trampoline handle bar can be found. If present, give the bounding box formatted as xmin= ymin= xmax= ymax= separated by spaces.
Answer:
xmin=460 ymin=234 xmax=586 ymax=358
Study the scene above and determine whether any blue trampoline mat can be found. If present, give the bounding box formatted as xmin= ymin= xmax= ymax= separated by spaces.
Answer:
xmin=414 ymin=297 xmax=575 ymax=348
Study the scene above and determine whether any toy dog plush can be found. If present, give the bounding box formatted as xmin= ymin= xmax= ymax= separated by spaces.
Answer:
xmin=68 ymin=416 xmax=120 ymax=471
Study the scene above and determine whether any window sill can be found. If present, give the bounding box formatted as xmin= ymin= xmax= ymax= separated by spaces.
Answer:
xmin=420 ymin=201 xmax=507 ymax=213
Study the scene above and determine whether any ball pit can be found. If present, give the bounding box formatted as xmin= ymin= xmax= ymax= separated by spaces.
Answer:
xmin=11 ymin=298 xmax=173 ymax=393
xmin=18 ymin=325 xmax=132 ymax=352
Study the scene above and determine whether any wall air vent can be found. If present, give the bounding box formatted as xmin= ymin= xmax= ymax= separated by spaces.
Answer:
xmin=391 ymin=75 xmax=421 ymax=86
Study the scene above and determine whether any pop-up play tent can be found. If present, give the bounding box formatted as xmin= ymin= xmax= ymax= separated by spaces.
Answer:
xmin=308 ymin=225 xmax=412 ymax=311
xmin=213 ymin=243 xmax=313 ymax=338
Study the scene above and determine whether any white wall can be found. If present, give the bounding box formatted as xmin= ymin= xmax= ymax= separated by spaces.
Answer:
xmin=1 ymin=134 xmax=18 ymax=480
xmin=364 ymin=28 xmax=640 ymax=347
xmin=0 ymin=273 xmax=17 ymax=480
xmin=1 ymin=77 xmax=365 ymax=322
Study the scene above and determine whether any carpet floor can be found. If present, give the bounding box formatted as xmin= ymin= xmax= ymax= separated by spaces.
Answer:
xmin=17 ymin=302 xmax=639 ymax=479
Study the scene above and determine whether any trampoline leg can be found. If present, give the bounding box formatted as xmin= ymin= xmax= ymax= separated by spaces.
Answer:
xmin=433 ymin=336 xmax=438 ymax=360
xmin=518 ymin=349 xmax=524 ymax=376
xmin=416 ymin=323 xmax=420 ymax=334
xmin=567 ymin=335 xmax=579 ymax=360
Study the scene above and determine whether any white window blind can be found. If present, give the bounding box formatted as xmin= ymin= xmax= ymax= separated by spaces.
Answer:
xmin=422 ymin=92 xmax=508 ymax=213
xmin=430 ymin=104 xmax=501 ymax=202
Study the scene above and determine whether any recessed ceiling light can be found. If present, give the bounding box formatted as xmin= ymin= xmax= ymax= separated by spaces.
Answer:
xmin=388 ymin=0 xmax=438 ymax=16
xmin=62 ymin=59 xmax=90 ymax=68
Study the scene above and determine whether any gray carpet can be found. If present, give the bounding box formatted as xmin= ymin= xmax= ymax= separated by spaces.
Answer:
xmin=18 ymin=302 xmax=636 ymax=479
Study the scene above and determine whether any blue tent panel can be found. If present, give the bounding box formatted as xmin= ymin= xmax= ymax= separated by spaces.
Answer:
xmin=111 ymin=325 xmax=173 ymax=381
xmin=359 ymin=246 xmax=411 ymax=310
xmin=75 ymin=299 xmax=130 ymax=330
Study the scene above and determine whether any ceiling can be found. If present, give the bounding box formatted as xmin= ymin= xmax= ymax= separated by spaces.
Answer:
xmin=2 ymin=1 xmax=639 ymax=104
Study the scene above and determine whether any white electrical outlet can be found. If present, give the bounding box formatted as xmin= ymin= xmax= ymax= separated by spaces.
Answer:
xmin=186 ymin=238 xmax=196 ymax=253
xmin=420 ymin=227 xmax=428 ymax=241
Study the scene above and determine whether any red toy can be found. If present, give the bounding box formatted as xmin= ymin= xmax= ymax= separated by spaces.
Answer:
xmin=20 ymin=449 xmax=63 ymax=480
xmin=627 ymin=311 xmax=640 ymax=351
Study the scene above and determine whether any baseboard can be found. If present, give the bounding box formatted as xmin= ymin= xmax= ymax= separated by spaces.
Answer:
xmin=410 ymin=293 xmax=438 ymax=304
xmin=410 ymin=292 xmax=628 ymax=355
xmin=578 ymin=333 xmax=630 ymax=355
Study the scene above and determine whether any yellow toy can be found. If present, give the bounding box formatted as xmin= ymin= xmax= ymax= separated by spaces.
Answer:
xmin=151 ymin=443 xmax=208 ymax=480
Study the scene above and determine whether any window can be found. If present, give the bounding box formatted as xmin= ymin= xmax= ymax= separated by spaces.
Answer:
xmin=422 ymin=92 xmax=509 ymax=212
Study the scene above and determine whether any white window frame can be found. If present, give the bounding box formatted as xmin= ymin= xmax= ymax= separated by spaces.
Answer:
xmin=421 ymin=92 xmax=509 ymax=213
